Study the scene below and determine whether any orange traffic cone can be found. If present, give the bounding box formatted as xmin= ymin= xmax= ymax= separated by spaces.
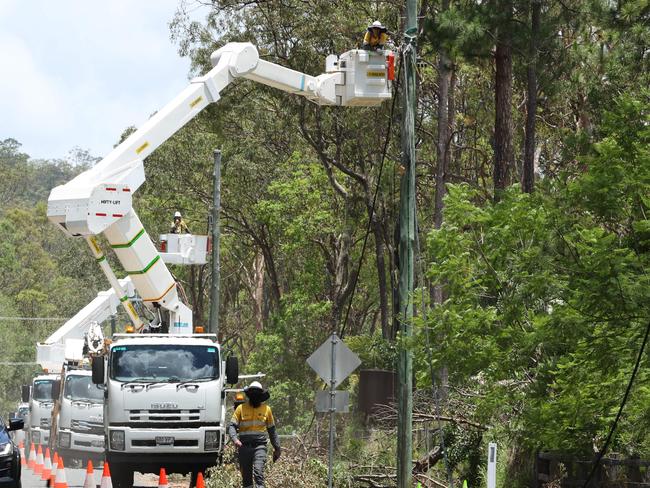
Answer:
xmin=19 ymin=442 xmax=25 ymax=466
xmin=27 ymin=443 xmax=36 ymax=470
xmin=158 ymin=468 xmax=169 ymax=488
xmin=83 ymin=460 xmax=95 ymax=488
xmin=34 ymin=444 xmax=44 ymax=476
xmin=42 ymin=447 xmax=52 ymax=480
xmin=100 ymin=461 xmax=113 ymax=488
xmin=54 ymin=457 xmax=68 ymax=488
xmin=50 ymin=452 xmax=59 ymax=487
xmin=195 ymin=472 xmax=205 ymax=488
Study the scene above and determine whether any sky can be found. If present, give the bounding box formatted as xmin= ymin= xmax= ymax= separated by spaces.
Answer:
xmin=0 ymin=0 xmax=207 ymax=160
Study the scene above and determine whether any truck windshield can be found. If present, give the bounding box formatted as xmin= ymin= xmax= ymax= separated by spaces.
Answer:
xmin=110 ymin=344 xmax=219 ymax=382
xmin=33 ymin=380 xmax=53 ymax=401
xmin=64 ymin=375 xmax=103 ymax=403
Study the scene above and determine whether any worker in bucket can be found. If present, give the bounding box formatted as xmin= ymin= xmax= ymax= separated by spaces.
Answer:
xmin=363 ymin=20 xmax=389 ymax=50
xmin=170 ymin=211 xmax=190 ymax=234
xmin=228 ymin=381 xmax=281 ymax=488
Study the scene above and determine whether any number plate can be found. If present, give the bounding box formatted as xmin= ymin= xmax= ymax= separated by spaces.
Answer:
xmin=91 ymin=439 xmax=104 ymax=448
xmin=155 ymin=436 xmax=174 ymax=446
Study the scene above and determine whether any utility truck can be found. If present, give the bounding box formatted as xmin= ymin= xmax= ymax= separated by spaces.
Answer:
xmin=34 ymin=278 xmax=139 ymax=463
xmin=46 ymin=42 xmax=392 ymax=487
xmin=51 ymin=367 xmax=105 ymax=464
xmin=22 ymin=374 xmax=58 ymax=448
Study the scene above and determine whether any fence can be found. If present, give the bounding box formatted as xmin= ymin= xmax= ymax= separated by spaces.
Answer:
xmin=536 ymin=452 xmax=650 ymax=487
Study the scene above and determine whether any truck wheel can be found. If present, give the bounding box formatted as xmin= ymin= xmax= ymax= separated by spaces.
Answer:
xmin=112 ymin=466 xmax=134 ymax=488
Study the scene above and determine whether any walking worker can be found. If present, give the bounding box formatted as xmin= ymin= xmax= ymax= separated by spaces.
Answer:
xmin=228 ymin=381 xmax=281 ymax=488
xmin=363 ymin=20 xmax=389 ymax=50
xmin=169 ymin=211 xmax=190 ymax=234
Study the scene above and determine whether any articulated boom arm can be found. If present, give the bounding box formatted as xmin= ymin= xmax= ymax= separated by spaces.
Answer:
xmin=36 ymin=278 xmax=136 ymax=371
xmin=47 ymin=42 xmax=392 ymax=333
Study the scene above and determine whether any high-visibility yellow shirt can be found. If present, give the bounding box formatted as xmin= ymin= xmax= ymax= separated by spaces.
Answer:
xmin=364 ymin=30 xmax=389 ymax=47
xmin=231 ymin=403 xmax=275 ymax=436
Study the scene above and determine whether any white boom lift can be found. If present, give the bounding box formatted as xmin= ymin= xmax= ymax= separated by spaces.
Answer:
xmin=36 ymin=278 xmax=136 ymax=372
xmin=45 ymin=42 xmax=392 ymax=485
xmin=47 ymin=42 xmax=393 ymax=334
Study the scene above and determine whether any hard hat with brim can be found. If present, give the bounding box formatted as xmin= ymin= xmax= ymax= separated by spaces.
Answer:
xmin=369 ymin=20 xmax=387 ymax=31
xmin=174 ymin=211 xmax=182 ymax=218
xmin=245 ymin=381 xmax=264 ymax=391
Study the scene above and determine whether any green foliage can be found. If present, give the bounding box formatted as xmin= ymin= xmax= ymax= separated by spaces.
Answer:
xmin=420 ymin=94 xmax=650 ymax=463
xmin=346 ymin=334 xmax=396 ymax=371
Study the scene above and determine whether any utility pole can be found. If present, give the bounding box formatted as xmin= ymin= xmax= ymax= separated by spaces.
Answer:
xmin=208 ymin=150 xmax=222 ymax=336
xmin=397 ymin=0 xmax=417 ymax=486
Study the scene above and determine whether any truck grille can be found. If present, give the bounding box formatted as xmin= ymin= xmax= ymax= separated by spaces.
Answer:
xmin=40 ymin=418 xmax=51 ymax=429
xmin=129 ymin=409 xmax=200 ymax=422
xmin=71 ymin=419 xmax=104 ymax=436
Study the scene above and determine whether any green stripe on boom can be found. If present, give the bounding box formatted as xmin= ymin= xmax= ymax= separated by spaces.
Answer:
xmin=111 ymin=228 xmax=146 ymax=249
xmin=96 ymin=256 xmax=106 ymax=263
xmin=119 ymin=295 xmax=128 ymax=302
xmin=125 ymin=255 xmax=160 ymax=275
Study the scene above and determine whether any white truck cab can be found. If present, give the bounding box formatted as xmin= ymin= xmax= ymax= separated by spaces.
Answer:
xmin=93 ymin=334 xmax=238 ymax=488
xmin=23 ymin=374 xmax=59 ymax=447
xmin=53 ymin=368 xmax=104 ymax=462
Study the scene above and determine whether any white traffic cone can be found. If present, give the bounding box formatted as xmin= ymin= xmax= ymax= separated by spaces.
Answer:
xmin=54 ymin=457 xmax=68 ymax=488
xmin=100 ymin=461 xmax=113 ymax=488
xmin=19 ymin=442 xmax=25 ymax=467
xmin=34 ymin=444 xmax=44 ymax=476
xmin=83 ymin=460 xmax=95 ymax=488
xmin=27 ymin=443 xmax=36 ymax=471
xmin=42 ymin=447 xmax=52 ymax=481
xmin=50 ymin=452 xmax=59 ymax=487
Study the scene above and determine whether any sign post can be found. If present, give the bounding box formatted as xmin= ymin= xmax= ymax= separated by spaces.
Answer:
xmin=307 ymin=332 xmax=361 ymax=487
xmin=487 ymin=442 xmax=497 ymax=488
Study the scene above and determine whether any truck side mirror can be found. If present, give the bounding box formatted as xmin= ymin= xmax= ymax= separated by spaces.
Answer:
xmin=52 ymin=380 xmax=61 ymax=400
xmin=92 ymin=357 xmax=105 ymax=385
xmin=8 ymin=418 xmax=24 ymax=431
xmin=225 ymin=356 xmax=239 ymax=385
xmin=21 ymin=385 xmax=30 ymax=403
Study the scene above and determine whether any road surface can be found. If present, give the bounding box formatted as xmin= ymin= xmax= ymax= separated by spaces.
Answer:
xmin=21 ymin=463 xmax=191 ymax=488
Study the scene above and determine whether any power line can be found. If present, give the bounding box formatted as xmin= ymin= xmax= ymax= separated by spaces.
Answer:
xmin=339 ymin=54 xmax=402 ymax=339
xmin=582 ymin=318 xmax=650 ymax=488
xmin=0 ymin=316 xmax=70 ymax=321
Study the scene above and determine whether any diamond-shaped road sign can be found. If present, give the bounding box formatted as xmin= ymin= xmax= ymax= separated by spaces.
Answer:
xmin=307 ymin=333 xmax=361 ymax=388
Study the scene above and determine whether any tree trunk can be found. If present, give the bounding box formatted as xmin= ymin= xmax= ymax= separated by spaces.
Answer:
xmin=434 ymin=42 xmax=451 ymax=230
xmin=523 ymin=0 xmax=541 ymax=193
xmin=494 ymin=0 xmax=514 ymax=200
xmin=372 ymin=214 xmax=390 ymax=339
xmin=252 ymin=252 xmax=265 ymax=331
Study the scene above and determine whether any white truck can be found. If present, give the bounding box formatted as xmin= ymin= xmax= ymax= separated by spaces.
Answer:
xmin=50 ymin=365 xmax=105 ymax=464
xmin=47 ymin=42 xmax=392 ymax=487
xmin=35 ymin=279 xmax=139 ymax=464
xmin=22 ymin=374 xmax=59 ymax=448
xmin=91 ymin=334 xmax=238 ymax=486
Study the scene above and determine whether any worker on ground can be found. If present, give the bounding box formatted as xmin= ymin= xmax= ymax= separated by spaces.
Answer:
xmin=170 ymin=211 xmax=190 ymax=234
xmin=363 ymin=20 xmax=389 ymax=50
xmin=228 ymin=381 xmax=281 ymax=488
